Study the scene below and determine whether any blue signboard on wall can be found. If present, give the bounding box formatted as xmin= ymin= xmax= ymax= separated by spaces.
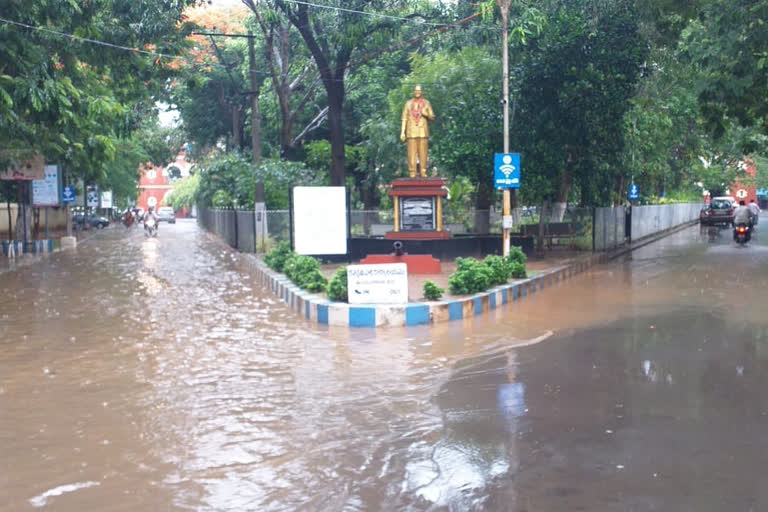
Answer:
xmin=62 ymin=186 xmax=75 ymax=203
xmin=629 ymin=183 xmax=639 ymax=200
xmin=494 ymin=153 xmax=521 ymax=189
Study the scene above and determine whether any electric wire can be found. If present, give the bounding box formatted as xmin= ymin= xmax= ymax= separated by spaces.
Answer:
xmin=0 ymin=16 xmax=186 ymax=61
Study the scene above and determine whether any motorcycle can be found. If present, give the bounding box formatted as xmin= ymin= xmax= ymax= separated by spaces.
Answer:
xmin=144 ymin=216 xmax=158 ymax=237
xmin=733 ymin=222 xmax=751 ymax=245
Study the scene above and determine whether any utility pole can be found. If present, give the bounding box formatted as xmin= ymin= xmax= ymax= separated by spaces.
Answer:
xmin=501 ymin=0 xmax=512 ymax=257
xmin=248 ymin=31 xmax=262 ymax=164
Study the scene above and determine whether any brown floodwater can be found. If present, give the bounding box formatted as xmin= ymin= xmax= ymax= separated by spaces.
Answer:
xmin=2 ymin=218 xmax=768 ymax=510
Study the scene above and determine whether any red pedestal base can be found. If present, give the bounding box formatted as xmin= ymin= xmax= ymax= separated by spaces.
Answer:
xmin=359 ymin=254 xmax=441 ymax=274
xmin=385 ymin=230 xmax=451 ymax=240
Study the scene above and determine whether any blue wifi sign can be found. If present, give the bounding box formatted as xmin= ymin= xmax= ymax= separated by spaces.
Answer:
xmin=494 ymin=153 xmax=521 ymax=189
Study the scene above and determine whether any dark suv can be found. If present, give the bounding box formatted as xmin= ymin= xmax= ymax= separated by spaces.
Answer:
xmin=700 ymin=198 xmax=734 ymax=226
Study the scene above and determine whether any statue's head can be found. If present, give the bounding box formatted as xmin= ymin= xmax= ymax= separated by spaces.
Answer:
xmin=413 ymin=85 xmax=423 ymax=98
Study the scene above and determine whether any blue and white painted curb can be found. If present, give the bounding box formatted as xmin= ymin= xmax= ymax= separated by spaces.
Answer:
xmin=245 ymin=252 xmax=609 ymax=328
xmin=2 ymin=239 xmax=56 ymax=257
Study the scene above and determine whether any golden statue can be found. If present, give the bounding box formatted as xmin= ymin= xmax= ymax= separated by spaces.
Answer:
xmin=400 ymin=85 xmax=435 ymax=178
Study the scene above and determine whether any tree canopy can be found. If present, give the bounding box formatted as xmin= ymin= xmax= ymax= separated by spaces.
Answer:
xmin=5 ymin=0 xmax=768 ymax=213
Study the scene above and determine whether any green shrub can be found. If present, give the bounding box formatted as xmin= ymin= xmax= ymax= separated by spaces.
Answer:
xmin=483 ymin=255 xmax=513 ymax=286
xmin=264 ymin=241 xmax=293 ymax=272
xmin=506 ymin=246 xmax=527 ymax=265
xmin=448 ymin=257 xmax=493 ymax=295
xmin=423 ymin=280 xmax=444 ymax=301
xmin=328 ymin=267 xmax=348 ymax=302
xmin=284 ymin=254 xmax=328 ymax=293
xmin=510 ymin=262 xmax=527 ymax=278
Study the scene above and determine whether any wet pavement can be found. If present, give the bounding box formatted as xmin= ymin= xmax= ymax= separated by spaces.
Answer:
xmin=2 ymin=218 xmax=768 ymax=510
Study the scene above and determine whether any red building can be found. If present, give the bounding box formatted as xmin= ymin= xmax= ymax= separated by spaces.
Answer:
xmin=702 ymin=159 xmax=757 ymax=204
xmin=137 ymin=151 xmax=192 ymax=214
xmin=729 ymin=160 xmax=758 ymax=205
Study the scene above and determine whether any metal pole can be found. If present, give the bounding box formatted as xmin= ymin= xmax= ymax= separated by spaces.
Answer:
xmin=501 ymin=0 xmax=511 ymax=257
xmin=248 ymin=31 xmax=261 ymax=164
xmin=22 ymin=181 xmax=28 ymax=251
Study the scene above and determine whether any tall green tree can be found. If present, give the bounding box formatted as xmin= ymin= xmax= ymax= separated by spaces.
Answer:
xmin=512 ymin=0 xmax=649 ymax=209
xmin=270 ymin=0 xmax=423 ymax=186
xmin=682 ymin=0 xmax=768 ymax=142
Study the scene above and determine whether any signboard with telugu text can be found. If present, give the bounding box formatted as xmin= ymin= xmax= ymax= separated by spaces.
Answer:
xmin=494 ymin=153 xmax=521 ymax=189
xmin=347 ymin=263 xmax=408 ymax=305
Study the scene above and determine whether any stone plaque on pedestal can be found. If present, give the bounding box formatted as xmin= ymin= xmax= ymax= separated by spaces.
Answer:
xmin=401 ymin=197 xmax=435 ymax=231
xmin=386 ymin=178 xmax=450 ymax=240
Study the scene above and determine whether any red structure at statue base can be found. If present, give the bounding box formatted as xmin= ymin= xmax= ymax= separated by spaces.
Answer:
xmin=385 ymin=177 xmax=449 ymax=240
xmin=359 ymin=253 xmax=441 ymax=274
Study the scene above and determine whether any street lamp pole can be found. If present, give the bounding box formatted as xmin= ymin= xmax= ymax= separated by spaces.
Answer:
xmin=501 ymin=0 xmax=512 ymax=257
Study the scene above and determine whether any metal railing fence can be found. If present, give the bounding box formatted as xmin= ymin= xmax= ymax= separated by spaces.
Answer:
xmin=197 ymin=203 xmax=703 ymax=254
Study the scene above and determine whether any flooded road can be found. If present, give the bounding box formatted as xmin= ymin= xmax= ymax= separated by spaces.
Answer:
xmin=2 ymin=219 xmax=768 ymax=510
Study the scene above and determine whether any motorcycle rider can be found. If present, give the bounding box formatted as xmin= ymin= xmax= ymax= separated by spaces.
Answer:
xmin=144 ymin=205 xmax=159 ymax=234
xmin=733 ymin=200 xmax=752 ymax=241
xmin=748 ymin=199 xmax=760 ymax=225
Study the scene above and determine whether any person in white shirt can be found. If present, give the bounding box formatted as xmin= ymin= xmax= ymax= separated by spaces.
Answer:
xmin=748 ymin=199 xmax=760 ymax=225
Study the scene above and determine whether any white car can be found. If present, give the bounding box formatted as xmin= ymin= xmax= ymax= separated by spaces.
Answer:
xmin=157 ymin=206 xmax=176 ymax=224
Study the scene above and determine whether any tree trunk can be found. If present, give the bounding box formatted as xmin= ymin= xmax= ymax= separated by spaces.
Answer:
xmin=551 ymin=159 xmax=573 ymax=222
xmin=6 ymin=196 xmax=12 ymax=241
xmin=615 ymin=175 xmax=625 ymax=206
xmin=327 ymin=85 xmax=345 ymax=186
xmin=15 ymin=183 xmax=31 ymax=242
xmin=232 ymin=106 xmax=242 ymax=150
xmin=473 ymin=182 xmax=492 ymax=234
xmin=537 ymin=199 xmax=548 ymax=254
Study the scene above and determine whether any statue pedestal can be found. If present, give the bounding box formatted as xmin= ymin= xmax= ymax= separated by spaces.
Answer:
xmin=385 ymin=178 xmax=450 ymax=240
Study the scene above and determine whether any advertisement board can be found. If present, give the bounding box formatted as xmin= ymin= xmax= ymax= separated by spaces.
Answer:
xmin=32 ymin=165 xmax=60 ymax=206
xmin=347 ymin=263 xmax=408 ymax=304
xmin=292 ymin=186 xmax=348 ymax=255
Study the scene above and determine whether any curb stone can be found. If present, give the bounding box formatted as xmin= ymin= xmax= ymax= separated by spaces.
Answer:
xmin=245 ymin=252 xmax=608 ymax=328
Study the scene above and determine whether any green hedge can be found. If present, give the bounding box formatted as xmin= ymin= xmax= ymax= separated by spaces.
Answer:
xmin=264 ymin=242 xmax=327 ymax=293
xmin=423 ymin=280 xmax=444 ymax=300
xmin=448 ymin=249 xmax=527 ymax=295
xmin=328 ymin=268 xmax=348 ymax=302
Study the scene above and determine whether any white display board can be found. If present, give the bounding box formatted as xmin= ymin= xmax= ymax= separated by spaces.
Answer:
xmin=293 ymin=186 xmax=348 ymax=255
xmin=32 ymin=165 xmax=59 ymax=206
xmin=347 ymin=263 xmax=408 ymax=305
xmin=100 ymin=190 xmax=113 ymax=209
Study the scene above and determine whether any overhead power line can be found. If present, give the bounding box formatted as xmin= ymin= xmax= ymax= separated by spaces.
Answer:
xmin=280 ymin=0 xmax=457 ymax=28
xmin=0 ymin=16 xmax=185 ymax=60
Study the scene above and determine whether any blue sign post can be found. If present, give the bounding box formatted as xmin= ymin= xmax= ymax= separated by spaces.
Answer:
xmin=494 ymin=153 xmax=521 ymax=189
xmin=62 ymin=186 xmax=75 ymax=203
xmin=628 ymin=183 xmax=639 ymax=201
